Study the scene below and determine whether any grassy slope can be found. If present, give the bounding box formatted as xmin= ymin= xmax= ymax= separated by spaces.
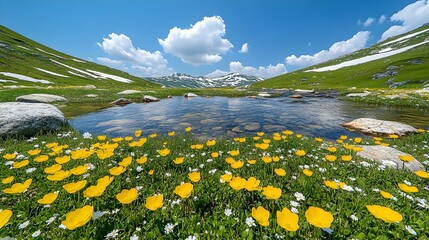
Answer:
xmin=253 ymin=24 xmax=429 ymax=90
xmin=0 ymin=25 xmax=159 ymax=89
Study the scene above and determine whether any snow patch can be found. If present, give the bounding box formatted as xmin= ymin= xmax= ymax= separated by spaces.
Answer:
xmin=35 ymin=68 xmax=69 ymax=78
xmin=68 ymin=71 xmax=87 ymax=78
xmin=378 ymin=47 xmax=393 ymax=53
xmin=86 ymin=70 xmax=133 ymax=83
xmin=307 ymin=40 xmax=429 ymax=72
xmin=0 ymin=72 xmax=52 ymax=84
xmin=36 ymin=48 xmax=64 ymax=59
xmin=16 ymin=45 xmax=31 ymax=51
xmin=381 ymin=28 xmax=429 ymax=46
xmin=72 ymin=58 xmax=86 ymax=63
xmin=51 ymin=60 xmax=100 ymax=78
xmin=0 ymin=79 xmax=18 ymax=83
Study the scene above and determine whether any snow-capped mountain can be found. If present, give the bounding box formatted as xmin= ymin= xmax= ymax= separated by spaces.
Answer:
xmin=145 ymin=73 xmax=264 ymax=88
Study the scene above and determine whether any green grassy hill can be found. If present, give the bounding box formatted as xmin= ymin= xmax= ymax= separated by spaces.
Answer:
xmin=253 ymin=24 xmax=429 ymax=90
xmin=0 ymin=25 xmax=159 ymax=89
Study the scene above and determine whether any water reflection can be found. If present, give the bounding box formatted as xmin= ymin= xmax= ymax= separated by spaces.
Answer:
xmin=69 ymin=96 xmax=429 ymax=140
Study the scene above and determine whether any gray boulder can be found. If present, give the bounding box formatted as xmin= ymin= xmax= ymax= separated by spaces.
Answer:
xmin=357 ymin=145 xmax=425 ymax=172
xmin=345 ymin=91 xmax=371 ymax=97
xmin=389 ymin=80 xmax=410 ymax=89
xmin=111 ymin=98 xmax=132 ymax=106
xmin=294 ymin=89 xmax=315 ymax=93
xmin=117 ymin=90 xmax=142 ymax=95
xmin=257 ymin=92 xmax=271 ymax=97
xmin=184 ymin=93 xmax=198 ymax=98
xmin=16 ymin=94 xmax=67 ymax=103
xmin=143 ymin=95 xmax=160 ymax=102
xmin=341 ymin=118 xmax=417 ymax=136
xmin=0 ymin=102 xmax=68 ymax=138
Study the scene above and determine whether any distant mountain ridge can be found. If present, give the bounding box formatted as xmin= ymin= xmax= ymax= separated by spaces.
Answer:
xmin=145 ymin=73 xmax=264 ymax=88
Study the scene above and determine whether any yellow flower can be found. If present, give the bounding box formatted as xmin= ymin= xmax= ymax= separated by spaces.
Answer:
xmin=245 ymin=177 xmax=262 ymax=191
xmin=97 ymin=176 xmax=114 ymax=188
xmin=112 ymin=137 xmax=124 ymax=142
xmin=296 ymin=134 xmax=302 ymax=138
xmin=211 ymin=152 xmax=219 ymax=158
xmin=325 ymin=155 xmax=337 ymax=162
xmin=262 ymin=156 xmax=272 ymax=163
xmin=380 ymin=190 xmax=392 ymax=199
xmin=0 ymin=209 xmax=13 ymax=229
xmin=295 ymin=150 xmax=306 ymax=157
xmin=277 ymin=208 xmax=299 ymax=232
xmin=220 ymin=173 xmax=233 ymax=183
xmin=262 ymin=186 xmax=282 ymax=200
xmin=97 ymin=135 xmax=107 ymax=141
xmin=70 ymin=164 xmax=88 ymax=175
xmin=327 ymin=147 xmax=336 ymax=152
xmin=230 ymin=150 xmax=240 ymax=157
xmin=256 ymin=143 xmax=269 ymax=150
xmin=63 ymin=180 xmax=87 ymax=194
xmin=185 ymin=127 xmax=192 ymax=132
xmin=145 ymin=194 xmax=163 ymax=211
xmin=119 ymin=156 xmax=133 ymax=167
xmin=149 ymin=133 xmax=157 ymax=138
xmin=388 ymin=134 xmax=399 ymax=139
xmin=253 ymin=136 xmax=260 ymax=141
xmin=252 ymin=206 xmax=270 ymax=226
xmin=398 ymin=183 xmax=418 ymax=193
xmin=247 ymin=159 xmax=256 ymax=164
xmin=315 ymin=137 xmax=323 ymax=142
xmin=61 ymin=205 xmax=93 ymax=230
xmin=34 ymin=155 xmax=49 ymax=163
xmin=206 ymin=140 xmax=216 ymax=146
xmin=13 ymin=160 xmax=29 ymax=169
xmin=135 ymin=129 xmax=142 ymax=137
xmin=353 ymin=137 xmax=362 ymax=143
xmin=174 ymin=182 xmax=193 ymax=198
xmin=225 ymin=157 xmax=235 ymax=164
xmin=274 ymin=168 xmax=286 ymax=177
xmin=45 ymin=142 xmax=58 ymax=148
xmin=257 ymin=132 xmax=265 ymax=136
xmin=158 ymin=148 xmax=170 ymax=157
xmin=303 ymin=169 xmax=313 ymax=177
xmin=352 ymin=146 xmax=363 ymax=152
xmin=366 ymin=205 xmax=402 ymax=223
xmin=380 ymin=143 xmax=390 ymax=147
xmin=373 ymin=137 xmax=383 ymax=141
xmin=398 ymin=155 xmax=414 ymax=162
xmin=125 ymin=136 xmax=134 ymax=141
xmin=281 ymin=130 xmax=293 ymax=136
xmin=47 ymin=170 xmax=71 ymax=181
xmin=324 ymin=180 xmax=339 ymax=190
xmin=262 ymin=139 xmax=271 ymax=144
xmin=44 ymin=164 xmax=62 ymax=174
xmin=148 ymin=169 xmax=154 ymax=175
xmin=193 ymin=144 xmax=204 ymax=150
xmin=229 ymin=177 xmax=246 ymax=190
xmin=96 ymin=149 xmax=115 ymax=160
xmin=54 ymin=155 xmax=70 ymax=164
xmin=168 ymin=131 xmax=175 ymax=136
xmin=341 ymin=155 xmax=352 ymax=161
xmin=136 ymin=156 xmax=148 ymax=164
xmin=2 ymin=176 xmax=14 ymax=184
xmin=231 ymin=160 xmax=244 ymax=169
xmin=417 ymin=129 xmax=425 ymax=133
xmin=3 ymin=179 xmax=32 ymax=194
xmin=2 ymin=153 xmax=16 ymax=160
xmin=189 ymin=172 xmax=201 ymax=183
xmin=173 ymin=157 xmax=184 ymax=165
xmin=83 ymin=184 xmax=106 ymax=198
xmin=109 ymin=166 xmax=126 ymax=176
xmin=27 ymin=149 xmax=41 ymax=156
xmin=116 ymin=188 xmax=138 ymax=204
xmin=305 ymin=206 xmax=334 ymax=228
xmin=414 ymin=170 xmax=429 ymax=178
xmin=37 ymin=192 xmax=59 ymax=205
xmin=273 ymin=135 xmax=281 ymax=141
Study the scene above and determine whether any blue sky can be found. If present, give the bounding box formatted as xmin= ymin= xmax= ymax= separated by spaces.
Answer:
xmin=1 ymin=0 xmax=429 ymax=78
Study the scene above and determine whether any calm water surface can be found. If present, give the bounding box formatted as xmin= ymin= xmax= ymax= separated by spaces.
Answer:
xmin=69 ymin=96 xmax=429 ymax=140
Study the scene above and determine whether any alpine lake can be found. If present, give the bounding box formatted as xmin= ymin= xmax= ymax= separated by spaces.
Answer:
xmin=68 ymin=95 xmax=429 ymax=140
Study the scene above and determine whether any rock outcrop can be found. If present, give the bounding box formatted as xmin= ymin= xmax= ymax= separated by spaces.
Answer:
xmin=143 ymin=95 xmax=160 ymax=102
xmin=341 ymin=118 xmax=417 ymax=136
xmin=16 ymin=94 xmax=67 ymax=103
xmin=0 ymin=102 xmax=68 ymax=138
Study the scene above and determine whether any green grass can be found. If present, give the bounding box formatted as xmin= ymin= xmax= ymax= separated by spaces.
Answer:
xmin=0 ymin=128 xmax=428 ymax=239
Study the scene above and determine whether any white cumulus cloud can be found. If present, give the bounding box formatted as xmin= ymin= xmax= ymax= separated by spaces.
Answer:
xmin=381 ymin=0 xmax=429 ymax=41
xmin=206 ymin=61 xmax=286 ymax=79
xmin=379 ymin=15 xmax=387 ymax=24
xmin=97 ymin=33 xmax=172 ymax=76
xmin=358 ymin=17 xmax=375 ymax=27
xmin=158 ymin=16 xmax=233 ymax=65
xmin=285 ymin=31 xmax=371 ymax=69
xmin=239 ymin=43 xmax=248 ymax=53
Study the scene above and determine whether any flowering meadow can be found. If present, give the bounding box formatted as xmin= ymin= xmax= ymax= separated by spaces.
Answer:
xmin=1 ymin=127 xmax=429 ymax=239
